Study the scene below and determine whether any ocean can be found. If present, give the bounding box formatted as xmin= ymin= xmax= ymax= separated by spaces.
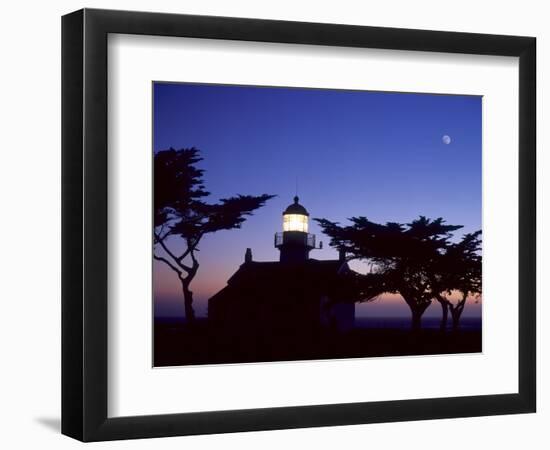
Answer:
xmin=354 ymin=316 xmax=482 ymax=330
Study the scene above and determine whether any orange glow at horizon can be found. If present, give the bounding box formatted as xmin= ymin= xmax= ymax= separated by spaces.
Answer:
xmin=154 ymin=258 xmax=482 ymax=319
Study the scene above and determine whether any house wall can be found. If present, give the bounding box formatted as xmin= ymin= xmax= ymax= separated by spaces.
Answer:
xmin=333 ymin=302 xmax=355 ymax=332
xmin=320 ymin=296 xmax=355 ymax=332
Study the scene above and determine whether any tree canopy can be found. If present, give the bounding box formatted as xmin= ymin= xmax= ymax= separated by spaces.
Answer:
xmin=315 ymin=215 xmax=480 ymax=329
xmin=154 ymin=147 xmax=275 ymax=321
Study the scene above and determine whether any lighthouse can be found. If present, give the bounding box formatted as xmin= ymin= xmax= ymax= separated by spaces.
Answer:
xmin=208 ymin=194 xmax=355 ymax=334
xmin=274 ymin=196 xmax=317 ymax=263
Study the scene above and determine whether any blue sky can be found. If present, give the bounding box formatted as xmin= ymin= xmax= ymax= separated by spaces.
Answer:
xmin=153 ymin=82 xmax=482 ymax=318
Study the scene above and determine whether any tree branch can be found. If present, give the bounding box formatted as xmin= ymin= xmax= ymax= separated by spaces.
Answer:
xmin=154 ymin=232 xmax=192 ymax=273
xmin=153 ymin=253 xmax=184 ymax=277
xmin=185 ymin=237 xmax=200 ymax=270
xmin=177 ymin=232 xmax=203 ymax=262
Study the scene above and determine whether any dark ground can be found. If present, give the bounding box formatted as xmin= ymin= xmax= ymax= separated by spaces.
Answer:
xmin=154 ymin=318 xmax=482 ymax=367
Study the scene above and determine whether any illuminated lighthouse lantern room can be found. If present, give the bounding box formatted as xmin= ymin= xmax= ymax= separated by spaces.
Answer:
xmin=283 ymin=196 xmax=309 ymax=232
xmin=275 ymin=196 xmax=316 ymax=263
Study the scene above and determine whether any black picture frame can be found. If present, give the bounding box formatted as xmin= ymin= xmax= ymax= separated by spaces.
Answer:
xmin=62 ymin=8 xmax=536 ymax=442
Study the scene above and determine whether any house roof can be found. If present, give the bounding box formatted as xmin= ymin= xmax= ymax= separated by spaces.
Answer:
xmin=208 ymin=258 xmax=355 ymax=307
xmin=283 ymin=196 xmax=309 ymax=216
xmin=227 ymin=259 xmax=345 ymax=284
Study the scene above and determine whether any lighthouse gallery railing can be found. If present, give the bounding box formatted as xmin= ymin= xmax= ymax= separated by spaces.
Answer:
xmin=274 ymin=232 xmax=316 ymax=248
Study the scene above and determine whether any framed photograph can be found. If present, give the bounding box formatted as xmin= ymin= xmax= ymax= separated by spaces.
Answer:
xmin=62 ymin=8 xmax=536 ymax=441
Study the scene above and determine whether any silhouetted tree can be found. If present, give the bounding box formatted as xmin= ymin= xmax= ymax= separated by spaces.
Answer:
xmin=154 ymin=148 xmax=275 ymax=322
xmin=315 ymin=216 xmax=462 ymax=330
xmin=434 ymin=295 xmax=451 ymax=331
xmin=434 ymin=231 xmax=482 ymax=330
xmin=430 ymin=253 xmax=453 ymax=331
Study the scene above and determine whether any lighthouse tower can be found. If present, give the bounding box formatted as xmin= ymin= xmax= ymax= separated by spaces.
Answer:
xmin=274 ymin=196 xmax=316 ymax=263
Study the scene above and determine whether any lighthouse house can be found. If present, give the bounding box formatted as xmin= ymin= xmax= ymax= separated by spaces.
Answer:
xmin=208 ymin=197 xmax=356 ymax=336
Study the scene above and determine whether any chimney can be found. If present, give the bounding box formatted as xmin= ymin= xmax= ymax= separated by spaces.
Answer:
xmin=244 ymin=248 xmax=253 ymax=263
xmin=339 ymin=247 xmax=346 ymax=262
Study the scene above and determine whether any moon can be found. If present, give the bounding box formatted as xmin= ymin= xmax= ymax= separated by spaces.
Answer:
xmin=442 ymin=135 xmax=452 ymax=145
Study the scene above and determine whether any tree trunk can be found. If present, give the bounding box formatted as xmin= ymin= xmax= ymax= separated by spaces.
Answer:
xmin=451 ymin=313 xmax=460 ymax=331
xmin=440 ymin=301 xmax=448 ymax=331
xmin=411 ymin=308 xmax=423 ymax=331
xmin=449 ymin=297 xmax=466 ymax=331
xmin=402 ymin=296 xmax=431 ymax=331
xmin=438 ymin=299 xmax=449 ymax=331
xmin=450 ymin=306 xmax=462 ymax=331
xmin=181 ymin=281 xmax=196 ymax=323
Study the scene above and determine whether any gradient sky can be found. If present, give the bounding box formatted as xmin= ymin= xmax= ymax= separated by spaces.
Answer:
xmin=153 ymin=82 xmax=482 ymax=319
